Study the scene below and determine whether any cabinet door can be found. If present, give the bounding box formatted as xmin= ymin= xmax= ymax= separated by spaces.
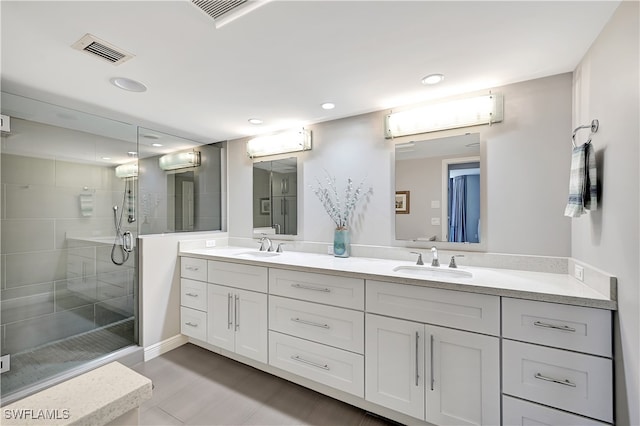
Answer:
xmin=365 ymin=314 xmax=425 ymax=420
xmin=207 ymin=284 xmax=235 ymax=352
xmin=425 ymin=325 xmax=500 ymax=426
xmin=234 ymin=288 xmax=268 ymax=363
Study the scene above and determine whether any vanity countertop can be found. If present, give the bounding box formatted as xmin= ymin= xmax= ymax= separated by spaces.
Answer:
xmin=179 ymin=247 xmax=617 ymax=310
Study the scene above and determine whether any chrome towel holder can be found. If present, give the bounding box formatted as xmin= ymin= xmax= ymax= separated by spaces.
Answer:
xmin=572 ymin=119 xmax=599 ymax=147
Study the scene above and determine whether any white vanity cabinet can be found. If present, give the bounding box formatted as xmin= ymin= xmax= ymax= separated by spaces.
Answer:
xmin=502 ymin=297 xmax=613 ymax=424
xmin=365 ymin=281 xmax=501 ymax=425
xmin=179 ymin=257 xmax=209 ymax=341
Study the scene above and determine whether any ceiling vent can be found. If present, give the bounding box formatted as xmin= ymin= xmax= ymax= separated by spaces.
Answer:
xmin=71 ymin=34 xmax=134 ymax=66
xmin=191 ymin=0 xmax=271 ymax=28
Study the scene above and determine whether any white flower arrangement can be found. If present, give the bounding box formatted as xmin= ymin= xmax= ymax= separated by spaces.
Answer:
xmin=310 ymin=172 xmax=372 ymax=229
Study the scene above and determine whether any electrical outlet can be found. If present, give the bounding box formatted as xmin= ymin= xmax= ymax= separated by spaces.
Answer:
xmin=431 ymin=217 xmax=441 ymax=226
xmin=574 ymin=264 xmax=584 ymax=281
xmin=327 ymin=245 xmax=334 ymax=255
xmin=205 ymin=240 xmax=216 ymax=248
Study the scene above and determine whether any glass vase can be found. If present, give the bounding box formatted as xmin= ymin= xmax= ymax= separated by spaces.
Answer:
xmin=333 ymin=227 xmax=350 ymax=258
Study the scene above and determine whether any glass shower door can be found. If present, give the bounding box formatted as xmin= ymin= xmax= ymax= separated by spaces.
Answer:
xmin=0 ymin=94 xmax=140 ymax=398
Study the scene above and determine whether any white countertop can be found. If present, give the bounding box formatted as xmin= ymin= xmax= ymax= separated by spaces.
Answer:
xmin=180 ymin=246 xmax=616 ymax=310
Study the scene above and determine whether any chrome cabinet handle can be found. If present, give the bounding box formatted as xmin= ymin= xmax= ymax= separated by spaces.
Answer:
xmin=185 ymin=322 xmax=198 ymax=327
xmin=234 ymin=294 xmax=240 ymax=331
xmin=291 ymin=283 xmax=331 ymax=293
xmin=533 ymin=321 xmax=576 ymax=332
xmin=291 ymin=317 xmax=330 ymax=329
xmin=227 ymin=293 xmax=233 ymax=329
xmin=415 ymin=331 xmax=420 ymax=386
xmin=185 ymin=265 xmax=200 ymax=271
xmin=534 ymin=372 xmax=576 ymax=387
xmin=185 ymin=292 xmax=199 ymax=297
xmin=290 ymin=355 xmax=329 ymax=371
xmin=430 ymin=334 xmax=435 ymax=390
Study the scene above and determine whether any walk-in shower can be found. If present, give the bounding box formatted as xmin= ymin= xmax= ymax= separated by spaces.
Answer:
xmin=0 ymin=94 xmax=141 ymax=403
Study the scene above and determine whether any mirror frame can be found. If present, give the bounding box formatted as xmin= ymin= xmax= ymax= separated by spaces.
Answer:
xmin=393 ymin=132 xmax=487 ymax=252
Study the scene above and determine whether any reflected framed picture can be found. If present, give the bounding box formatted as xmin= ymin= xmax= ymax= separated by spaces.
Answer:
xmin=395 ymin=191 xmax=410 ymax=214
xmin=260 ymin=197 xmax=271 ymax=215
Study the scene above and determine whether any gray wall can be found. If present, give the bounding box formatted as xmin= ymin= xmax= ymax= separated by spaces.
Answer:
xmin=571 ymin=3 xmax=639 ymax=425
xmin=228 ymin=73 xmax=573 ymax=257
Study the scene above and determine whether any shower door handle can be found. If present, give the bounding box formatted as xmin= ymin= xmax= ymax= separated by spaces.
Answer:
xmin=123 ymin=231 xmax=133 ymax=253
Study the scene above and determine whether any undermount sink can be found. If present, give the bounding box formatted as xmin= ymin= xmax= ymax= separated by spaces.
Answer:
xmin=237 ymin=251 xmax=281 ymax=258
xmin=392 ymin=265 xmax=472 ymax=279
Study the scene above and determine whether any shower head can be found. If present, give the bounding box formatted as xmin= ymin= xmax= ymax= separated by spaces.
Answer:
xmin=113 ymin=205 xmax=118 ymax=211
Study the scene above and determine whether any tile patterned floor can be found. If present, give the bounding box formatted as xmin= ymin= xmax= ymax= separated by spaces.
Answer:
xmin=132 ymin=344 xmax=396 ymax=426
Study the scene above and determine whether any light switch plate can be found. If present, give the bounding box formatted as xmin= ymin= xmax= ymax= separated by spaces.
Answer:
xmin=431 ymin=217 xmax=441 ymax=225
xmin=431 ymin=200 xmax=440 ymax=209
xmin=205 ymin=240 xmax=216 ymax=248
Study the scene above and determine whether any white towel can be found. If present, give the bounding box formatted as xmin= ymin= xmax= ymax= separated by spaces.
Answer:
xmin=564 ymin=141 xmax=597 ymax=218
xmin=79 ymin=193 xmax=94 ymax=217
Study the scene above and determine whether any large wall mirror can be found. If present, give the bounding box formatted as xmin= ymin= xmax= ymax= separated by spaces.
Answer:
xmin=253 ymin=157 xmax=298 ymax=236
xmin=395 ymin=133 xmax=482 ymax=245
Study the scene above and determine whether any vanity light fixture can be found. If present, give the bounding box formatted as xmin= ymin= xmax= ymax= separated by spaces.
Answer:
xmin=159 ymin=151 xmax=201 ymax=171
xmin=385 ymin=93 xmax=503 ymax=138
xmin=246 ymin=128 xmax=312 ymax=158
xmin=421 ymin=73 xmax=444 ymax=85
xmin=115 ymin=162 xmax=138 ymax=179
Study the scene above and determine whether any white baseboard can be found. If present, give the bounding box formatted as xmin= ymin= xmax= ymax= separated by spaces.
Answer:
xmin=143 ymin=334 xmax=188 ymax=361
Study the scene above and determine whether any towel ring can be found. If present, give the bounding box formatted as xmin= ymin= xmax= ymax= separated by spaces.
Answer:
xmin=572 ymin=119 xmax=599 ymax=147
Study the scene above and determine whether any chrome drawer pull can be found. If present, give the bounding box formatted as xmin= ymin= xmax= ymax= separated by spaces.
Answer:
xmin=227 ymin=293 xmax=233 ymax=329
xmin=533 ymin=321 xmax=576 ymax=332
xmin=185 ymin=322 xmax=198 ymax=327
xmin=291 ymin=317 xmax=330 ymax=329
xmin=291 ymin=283 xmax=331 ymax=293
xmin=534 ymin=372 xmax=576 ymax=387
xmin=185 ymin=292 xmax=199 ymax=297
xmin=290 ymin=355 xmax=330 ymax=371
xmin=185 ymin=266 xmax=200 ymax=271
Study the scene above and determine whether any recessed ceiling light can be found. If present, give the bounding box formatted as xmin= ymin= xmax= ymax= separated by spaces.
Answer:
xmin=151 ymin=143 xmax=163 ymax=147
xmin=142 ymin=134 xmax=160 ymax=139
xmin=101 ymin=156 xmax=111 ymax=160
xmin=421 ymin=73 xmax=445 ymax=85
xmin=110 ymin=77 xmax=147 ymax=92
xmin=321 ymin=102 xmax=335 ymax=110
xmin=248 ymin=118 xmax=263 ymax=125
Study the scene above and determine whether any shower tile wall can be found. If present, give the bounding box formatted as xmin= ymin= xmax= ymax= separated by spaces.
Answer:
xmin=0 ymin=153 xmax=135 ymax=356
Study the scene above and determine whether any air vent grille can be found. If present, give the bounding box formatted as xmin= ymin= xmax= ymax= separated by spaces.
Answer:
xmin=192 ymin=0 xmax=248 ymax=20
xmin=71 ymin=34 xmax=134 ymax=66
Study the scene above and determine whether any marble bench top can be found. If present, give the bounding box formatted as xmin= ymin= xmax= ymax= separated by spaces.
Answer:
xmin=1 ymin=362 xmax=152 ymax=426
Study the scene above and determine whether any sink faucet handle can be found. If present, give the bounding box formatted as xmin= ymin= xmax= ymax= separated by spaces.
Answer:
xmin=448 ymin=255 xmax=465 ymax=268
xmin=276 ymin=243 xmax=285 ymax=253
xmin=259 ymin=234 xmax=272 ymax=252
xmin=409 ymin=251 xmax=424 ymax=266
xmin=431 ymin=246 xmax=440 ymax=267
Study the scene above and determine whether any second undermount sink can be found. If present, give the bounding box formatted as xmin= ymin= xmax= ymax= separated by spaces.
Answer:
xmin=392 ymin=265 xmax=473 ymax=279
xmin=237 ymin=251 xmax=281 ymax=258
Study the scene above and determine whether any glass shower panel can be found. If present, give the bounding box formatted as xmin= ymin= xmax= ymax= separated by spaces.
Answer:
xmin=0 ymin=94 xmax=139 ymax=398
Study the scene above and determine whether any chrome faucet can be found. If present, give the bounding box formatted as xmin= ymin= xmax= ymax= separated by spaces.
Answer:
xmin=449 ymin=255 xmax=464 ymax=268
xmin=430 ymin=246 xmax=440 ymax=267
xmin=410 ymin=251 xmax=424 ymax=265
xmin=259 ymin=235 xmax=273 ymax=252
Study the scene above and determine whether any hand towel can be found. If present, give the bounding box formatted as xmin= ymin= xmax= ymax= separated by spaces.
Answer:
xmin=564 ymin=141 xmax=597 ymax=218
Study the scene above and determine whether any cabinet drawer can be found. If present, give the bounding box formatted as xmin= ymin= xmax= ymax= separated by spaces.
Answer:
xmin=366 ymin=280 xmax=500 ymax=335
xmin=269 ymin=269 xmax=364 ymax=310
xmin=181 ymin=279 xmax=207 ymax=311
xmin=181 ymin=257 xmax=207 ymax=281
xmin=269 ymin=296 xmax=364 ymax=353
xmin=181 ymin=306 xmax=207 ymax=341
xmin=269 ymin=331 xmax=364 ymax=397
xmin=503 ymin=396 xmax=609 ymax=426
xmin=503 ymin=298 xmax=612 ymax=357
xmin=503 ymin=340 xmax=613 ymax=423
xmin=208 ymin=260 xmax=267 ymax=293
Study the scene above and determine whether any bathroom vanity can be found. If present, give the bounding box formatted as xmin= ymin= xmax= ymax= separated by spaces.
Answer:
xmin=178 ymin=246 xmax=615 ymax=426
